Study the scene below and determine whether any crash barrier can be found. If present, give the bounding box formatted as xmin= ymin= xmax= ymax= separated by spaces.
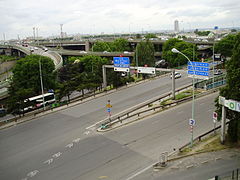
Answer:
xmin=178 ymin=121 xmax=230 ymax=152
xmin=99 ymin=83 xmax=199 ymax=130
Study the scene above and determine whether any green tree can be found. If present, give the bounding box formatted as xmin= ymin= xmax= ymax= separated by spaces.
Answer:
xmin=112 ymin=38 xmax=130 ymax=52
xmin=7 ymin=55 xmax=56 ymax=113
xmin=162 ymin=38 xmax=196 ymax=67
xmin=134 ymin=39 xmax=155 ymax=67
xmin=217 ymin=32 xmax=240 ymax=142
xmin=92 ymin=41 xmax=112 ymax=52
xmin=145 ymin=33 xmax=157 ymax=39
xmin=215 ymin=34 xmax=237 ymax=57
xmin=57 ymin=55 xmax=108 ymax=100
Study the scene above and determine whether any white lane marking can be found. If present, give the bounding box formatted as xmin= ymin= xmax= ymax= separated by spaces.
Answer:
xmin=84 ymin=131 xmax=90 ymax=135
xmin=125 ymin=163 xmax=154 ymax=180
xmin=44 ymin=158 xmax=53 ymax=165
xmin=27 ymin=170 xmax=39 ymax=178
xmin=73 ymin=138 xmax=81 ymax=143
xmin=21 ymin=178 xmax=28 ymax=180
xmin=66 ymin=143 xmax=74 ymax=148
xmin=52 ymin=152 xmax=62 ymax=158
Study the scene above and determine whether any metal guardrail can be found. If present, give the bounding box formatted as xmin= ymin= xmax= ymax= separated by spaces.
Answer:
xmin=178 ymin=121 xmax=230 ymax=152
xmin=100 ymin=83 xmax=193 ymax=129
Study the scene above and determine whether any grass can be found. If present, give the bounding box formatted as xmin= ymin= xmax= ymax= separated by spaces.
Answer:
xmin=180 ymin=134 xmax=231 ymax=155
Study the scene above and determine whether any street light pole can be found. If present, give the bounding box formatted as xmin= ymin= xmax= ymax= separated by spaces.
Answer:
xmin=39 ymin=54 xmax=46 ymax=110
xmin=172 ymin=48 xmax=195 ymax=147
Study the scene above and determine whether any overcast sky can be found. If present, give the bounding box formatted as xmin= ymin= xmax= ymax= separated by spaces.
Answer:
xmin=1 ymin=0 xmax=240 ymax=40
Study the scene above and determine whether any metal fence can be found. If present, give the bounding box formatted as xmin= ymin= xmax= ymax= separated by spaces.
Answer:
xmin=210 ymin=168 xmax=240 ymax=180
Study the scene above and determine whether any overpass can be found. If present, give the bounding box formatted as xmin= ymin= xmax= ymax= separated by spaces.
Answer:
xmin=0 ymin=44 xmax=63 ymax=100
xmin=38 ymin=39 xmax=214 ymax=52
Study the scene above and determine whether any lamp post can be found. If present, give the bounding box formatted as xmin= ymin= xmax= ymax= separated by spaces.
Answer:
xmin=171 ymin=48 xmax=195 ymax=147
xmin=39 ymin=52 xmax=46 ymax=110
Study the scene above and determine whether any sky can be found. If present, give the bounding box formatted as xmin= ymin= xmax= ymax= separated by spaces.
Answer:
xmin=1 ymin=0 xmax=240 ymax=40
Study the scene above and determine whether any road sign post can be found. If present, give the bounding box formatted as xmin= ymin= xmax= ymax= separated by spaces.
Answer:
xmin=106 ymin=100 xmax=112 ymax=122
xmin=189 ymin=119 xmax=195 ymax=147
xmin=213 ymin=112 xmax=218 ymax=134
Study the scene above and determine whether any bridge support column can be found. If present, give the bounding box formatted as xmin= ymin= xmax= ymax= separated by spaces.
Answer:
xmin=85 ymin=41 xmax=90 ymax=51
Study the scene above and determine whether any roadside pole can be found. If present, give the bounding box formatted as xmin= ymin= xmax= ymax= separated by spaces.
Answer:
xmin=172 ymin=69 xmax=175 ymax=100
xmin=221 ymin=105 xmax=226 ymax=144
xmin=102 ymin=65 xmax=107 ymax=89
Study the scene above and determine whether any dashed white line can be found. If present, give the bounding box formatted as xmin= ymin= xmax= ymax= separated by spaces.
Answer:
xmin=44 ymin=158 xmax=53 ymax=165
xmin=66 ymin=143 xmax=74 ymax=148
xmin=27 ymin=170 xmax=39 ymax=178
xmin=52 ymin=152 xmax=62 ymax=158
xmin=84 ymin=131 xmax=90 ymax=135
xmin=73 ymin=138 xmax=81 ymax=143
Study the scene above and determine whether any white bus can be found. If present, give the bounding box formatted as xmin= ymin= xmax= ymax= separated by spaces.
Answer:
xmin=22 ymin=92 xmax=55 ymax=112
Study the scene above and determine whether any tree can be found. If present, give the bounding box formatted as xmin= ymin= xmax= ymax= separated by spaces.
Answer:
xmin=92 ymin=41 xmax=112 ymax=52
xmin=217 ymin=32 xmax=240 ymax=142
xmin=215 ymin=34 xmax=237 ymax=57
xmin=92 ymin=38 xmax=130 ymax=52
xmin=112 ymin=38 xmax=130 ymax=52
xmin=145 ymin=33 xmax=157 ymax=39
xmin=57 ymin=55 xmax=108 ymax=100
xmin=7 ymin=55 xmax=56 ymax=113
xmin=162 ymin=38 xmax=196 ymax=68
xmin=134 ymin=39 xmax=155 ymax=67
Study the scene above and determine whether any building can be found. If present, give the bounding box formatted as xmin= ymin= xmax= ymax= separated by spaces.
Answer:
xmin=174 ymin=20 xmax=179 ymax=33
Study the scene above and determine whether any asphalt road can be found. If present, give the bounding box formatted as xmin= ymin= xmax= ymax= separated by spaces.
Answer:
xmin=0 ymin=74 xmax=206 ymax=180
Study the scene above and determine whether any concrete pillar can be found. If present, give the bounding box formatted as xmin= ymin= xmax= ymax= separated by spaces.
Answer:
xmin=85 ymin=41 xmax=90 ymax=51
xmin=221 ymin=105 xmax=226 ymax=144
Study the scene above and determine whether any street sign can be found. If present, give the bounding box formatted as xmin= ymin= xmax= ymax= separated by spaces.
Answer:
xmin=107 ymin=108 xmax=111 ymax=112
xmin=114 ymin=67 xmax=130 ymax=72
xmin=189 ymin=119 xmax=195 ymax=126
xmin=213 ymin=112 xmax=218 ymax=120
xmin=137 ymin=67 xmax=156 ymax=74
xmin=106 ymin=104 xmax=112 ymax=108
xmin=219 ymin=96 xmax=240 ymax=112
xmin=187 ymin=61 xmax=210 ymax=80
xmin=113 ymin=57 xmax=130 ymax=68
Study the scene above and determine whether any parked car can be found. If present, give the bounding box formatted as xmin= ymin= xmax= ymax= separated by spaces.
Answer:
xmin=34 ymin=47 xmax=38 ymax=50
xmin=170 ymin=72 xmax=181 ymax=79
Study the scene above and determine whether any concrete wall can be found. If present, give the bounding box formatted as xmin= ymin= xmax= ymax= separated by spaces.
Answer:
xmin=0 ymin=61 xmax=16 ymax=74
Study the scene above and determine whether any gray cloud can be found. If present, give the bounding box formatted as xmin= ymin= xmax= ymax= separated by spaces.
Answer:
xmin=0 ymin=0 xmax=239 ymax=39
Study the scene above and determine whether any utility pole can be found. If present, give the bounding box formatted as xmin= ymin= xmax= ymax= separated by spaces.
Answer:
xmin=33 ymin=27 xmax=36 ymax=41
xmin=60 ymin=24 xmax=63 ymax=39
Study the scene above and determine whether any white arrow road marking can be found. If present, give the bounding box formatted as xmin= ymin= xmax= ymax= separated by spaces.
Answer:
xmin=52 ymin=152 xmax=62 ymax=158
xmin=65 ymin=143 xmax=74 ymax=148
xmin=84 ymin=131 xmax=90 ymax=135
xmin=72 ymin=138 xmax=81 ymax=143
xmin=44 ymin=158 xmax=53 ymax=165
xmin=27 ymin=170 xmax=39 ymax=178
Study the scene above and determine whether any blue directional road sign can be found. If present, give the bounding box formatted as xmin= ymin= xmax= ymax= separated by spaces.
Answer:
xmin=187 ymin=61 xmax=210 ymax=79
xmin=113 ymin=57 xmax=130 ymax=68
xmin=107 ymin=108 xmax=111 ymax=112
